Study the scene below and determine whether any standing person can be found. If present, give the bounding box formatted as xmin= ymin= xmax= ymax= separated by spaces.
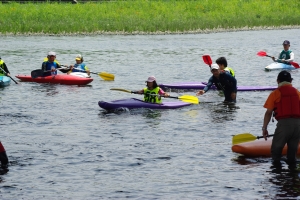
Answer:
xmin=271 ymin=40 xmax=294 ymax=65
xmin=68 ymin=54 xmax=90 ymax=76
xmin=41 ymin=52 xmax=66 ymax=76
xmin=262 ymin=71 xmax=300 ymax=171
xmin=216 ymin=57 xmax=235 ymax=77
xmin=0 ymin=57 xmax=10 ymax=77
xmin=196 ymin=64 xmax=237 ymax=103
xmin=136 ymin=76 xmax=170 ymax=103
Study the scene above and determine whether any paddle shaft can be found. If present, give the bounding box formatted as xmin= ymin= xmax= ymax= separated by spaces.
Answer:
xmin=257 ymin=134 xmax=274 ymax=140
xmin=0 ymin=67 xmax=18 ymax=84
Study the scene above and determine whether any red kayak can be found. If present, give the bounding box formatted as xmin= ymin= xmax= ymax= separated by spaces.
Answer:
xmin=15 ymin=74 xmax=93 ymax=85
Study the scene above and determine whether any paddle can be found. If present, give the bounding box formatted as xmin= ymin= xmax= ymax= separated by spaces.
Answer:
xmin=72 ymin=68 xmax=114 ymax=81
xmin=110 ymin=88 xmax=199 ymax=104
xmin=232 ymin=133 xmax=274 ymax=145
xmin=202 ymin=54 xmax=213 ymax=67
xmin=0 ymin=67 xmax=18 ymax=84
xmin=257 ymin=51 xmax=300 ymax=68
xmin=31 ymin=69 xmax=52 ymax=79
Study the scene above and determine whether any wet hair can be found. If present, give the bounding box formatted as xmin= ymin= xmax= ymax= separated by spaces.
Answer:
xmin=216 ymin=57 xmax=227 ymax=67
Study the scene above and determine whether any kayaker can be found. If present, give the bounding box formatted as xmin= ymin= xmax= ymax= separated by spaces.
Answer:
xmin=262 ymin=71 xmax=300 ymax=172
xmin=196 ymin=64 xmax=237 ymax=103
xmin=68 ymin=54 xmax=91 ymax=76
xmin=0 ymin=57 xmax=11 ymax=76
xmin=0 ymin=141 xmax=9 ymax=174
xmin=271 ymin=40 xmax=294 ymax=65
xmin=136 ymin=76 xmax=170 ymax=103
xmin=216 ymin=57 xmax=235 ymax=77
xmin=41 ymin=52 xmax=68 ymax=76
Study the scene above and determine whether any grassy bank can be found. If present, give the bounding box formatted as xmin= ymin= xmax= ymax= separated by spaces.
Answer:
xmin=0 ymin=0 xmax=300 ymax=35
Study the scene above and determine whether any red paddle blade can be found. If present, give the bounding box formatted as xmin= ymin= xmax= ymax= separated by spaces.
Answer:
xmin=290 ymin=62 xmax=300 ymax=69
xmin=257 ymin=51 xmax=267 ymax=57
xmin=202 ymin=54 xmax=212 ymax=66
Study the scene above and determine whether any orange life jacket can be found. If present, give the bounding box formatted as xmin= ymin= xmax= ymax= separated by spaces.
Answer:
xmin=274 ymin=86 xmax=300 ymax=120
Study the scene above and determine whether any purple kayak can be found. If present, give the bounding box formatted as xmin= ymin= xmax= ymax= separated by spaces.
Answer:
xmin=159 ymin=82 xmax=277 ymax=91
xmin=98 ymin=98 xmax=191 ymax=110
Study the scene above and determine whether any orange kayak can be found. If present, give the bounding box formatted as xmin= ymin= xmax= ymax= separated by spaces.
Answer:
xmin=232 ymin=138 xmax=300 ymax=157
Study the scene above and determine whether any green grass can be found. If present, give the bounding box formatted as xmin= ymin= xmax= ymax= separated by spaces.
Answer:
xmin=0 ymin=0 xmax=300 ymax=34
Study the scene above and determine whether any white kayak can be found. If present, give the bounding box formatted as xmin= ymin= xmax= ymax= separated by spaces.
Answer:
xmin=265 ymin=62 xmax=296 ymax=71
xmin=69 ymin=72 xmax=91 ymax=78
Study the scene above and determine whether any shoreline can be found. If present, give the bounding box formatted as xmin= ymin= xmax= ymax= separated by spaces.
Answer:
xmin=1 ymin=25 xmax=299 ymax=36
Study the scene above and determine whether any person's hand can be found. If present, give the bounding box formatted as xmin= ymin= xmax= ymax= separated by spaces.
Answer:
xmin=281 ymin=59 xmax=286 ymax=63
xmin=231 ymin=92 xmax=236 ymax=100
xmin=262 ymin=129 xmax=269 ymax=141
xmin=6 ymin=73 xmax=10 ymax=76
xmin=196 ymin=90 xmax=205 ymax=96
xmin=164 ymin=93 xmax=170 ymax=97
xmin=271 ymin=56 xmax=275 ymax=61
xmin=51 ymin=68 xmax=56 ymax=72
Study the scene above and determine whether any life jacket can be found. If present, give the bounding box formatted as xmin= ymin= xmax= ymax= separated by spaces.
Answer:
xmin=0 ymin=60 xmax=5 ymax=76
xmin=274 ymin=86 xmax=300 ymax=120
xmin=278 ymin=50 xmax=292 ymax=64
xmin=72 ymin=63 xmax=88 ymax=73
xmin=224 ymin=67 xmax=235 ymax=77
xmin=143 ymin=87 xmax=162 ymax=103
xmin=42 ymin=61 xmax=59 ymax=75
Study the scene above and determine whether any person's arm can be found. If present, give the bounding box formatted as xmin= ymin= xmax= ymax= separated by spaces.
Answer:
xmin=262 ymin=109 xmax=273 ymax=140
xmin=41 ymin=62 xmax=47 ymax=72
xmin=158 ymin=88 xmax=169 ymax=97
xmin=136 ymin=89 xmax=144 ymax=94
xmin=2 ymin=63 xmax=10 ymax=75
xmin=197 ymin=76 xmax=213 ymax=95
xmin=286 ymin=52 xmax=294 ymax=62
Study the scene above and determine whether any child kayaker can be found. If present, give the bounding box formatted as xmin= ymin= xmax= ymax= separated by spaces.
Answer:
xmin=136 ymin=76 xmax=170 ymax=103
xmin=196 ymin=64 xmax=237 ymax=103
xmin=0 ymin=57 xmax=11 ymax=77
xmin=68 ymin=54 xmax=90 ymax=76
xmin=271 ymin=40 xmax=294 ymax=65
xmin=216 ymin=57 xmax=235 ymax=77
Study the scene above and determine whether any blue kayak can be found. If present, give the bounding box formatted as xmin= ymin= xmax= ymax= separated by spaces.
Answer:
xmin=0 ymin=76 xmax=11 ymax=87
xmin=99 ymin=98 xmax=191 ymax=110
xmin=265 ymin=62 xmax=296 ymax=71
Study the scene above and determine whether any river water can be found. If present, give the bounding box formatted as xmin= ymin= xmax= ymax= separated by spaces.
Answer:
xmin=1 ymin=29 xmax=300 ymax=199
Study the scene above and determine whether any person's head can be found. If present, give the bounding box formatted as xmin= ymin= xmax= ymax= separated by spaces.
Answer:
xmin=282 ymin=40 xmax=290 ymax=51
xmin=145 ymin=76 xmax=158 ymax=89
xmin=75 ymin=54 xmax=83 ymax=64
xmin=277 ymin=70 xmax=293 ymax=83
xmin=210 ymin=64 xmax=220 ymax=77
xmin=47 ymin=51 xmax=56 ymax=62
xmin=216 ymin=57 xmax=227 ymax=69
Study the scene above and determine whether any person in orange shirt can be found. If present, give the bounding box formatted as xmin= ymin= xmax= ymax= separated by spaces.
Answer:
xmin=262 ymin=70 xmax=300 ymax=172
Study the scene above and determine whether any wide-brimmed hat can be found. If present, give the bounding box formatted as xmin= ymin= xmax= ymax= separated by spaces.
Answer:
xmin=146 ymin=76 xmax=156 ymax=82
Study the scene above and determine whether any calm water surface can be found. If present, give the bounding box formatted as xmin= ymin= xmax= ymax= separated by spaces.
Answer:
xmin=1 ymin=29 xmax=300 ymax=199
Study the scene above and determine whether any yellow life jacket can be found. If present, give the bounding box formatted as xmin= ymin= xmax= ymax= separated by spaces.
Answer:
xmin=143 ymin=87 xmax=162 ymax=104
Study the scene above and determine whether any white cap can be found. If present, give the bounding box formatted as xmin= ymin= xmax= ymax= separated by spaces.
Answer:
xmin=210 ymin=64 xmax=219 ymax=71
xmin=75 ymin=54 xmax=83 ymax=60
xmin=48 ymin=51 xmax=56 ymax=56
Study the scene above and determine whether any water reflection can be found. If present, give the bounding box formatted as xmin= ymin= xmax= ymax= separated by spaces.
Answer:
xmin=268 ymin=170 xmax=300 ymax=198
xmin=204 ymin=102 xmax=239 ymax=123
xmin=30 ymin=83 xmax=59 ymax=96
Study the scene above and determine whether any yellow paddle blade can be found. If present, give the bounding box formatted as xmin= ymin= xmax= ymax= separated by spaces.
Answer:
xmin=110 ymin=88 xmax=132 ymax=93
xmin=99 ymin=72 xmax=115 ymax=81
xmin=178 ymin=95 xmax=199 ymax=104
xmin=232 ymin=133 xmax=257 ymax=145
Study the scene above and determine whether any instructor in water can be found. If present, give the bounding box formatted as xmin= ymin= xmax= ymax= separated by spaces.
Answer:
xmin=262 ymin=71 xmax=300 ymax=171
xmin=196 ymin=64 xmax=237 ymax=103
